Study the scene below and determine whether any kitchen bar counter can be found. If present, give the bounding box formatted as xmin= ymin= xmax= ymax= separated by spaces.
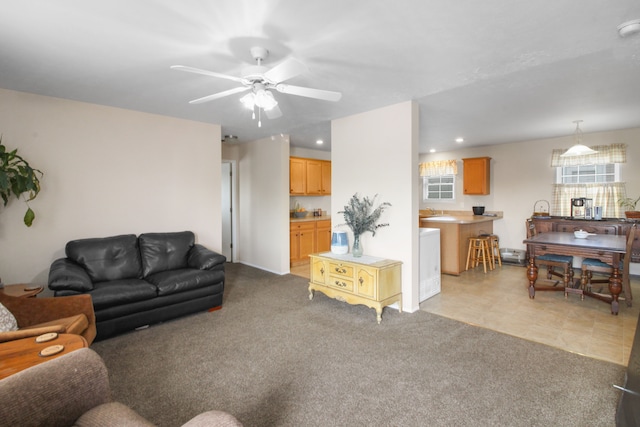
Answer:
xmin=420 ymin=211 xmax=503 ymax=275
xmin=419 ymin=213 xmax=502 ymax=225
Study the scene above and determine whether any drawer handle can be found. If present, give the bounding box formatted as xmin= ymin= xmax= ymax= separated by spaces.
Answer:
xmin=334 ymin=280 xmax=347 ymax=287
xmin=335 ymin=267 xmax=347 ymax=274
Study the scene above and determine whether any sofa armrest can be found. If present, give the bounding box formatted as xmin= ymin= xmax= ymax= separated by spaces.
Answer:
xmin=188 ymin=244 xmax=226 ymax=270
xmin=0 ymin=348 xmax=111 ymax=427
xmin=0 ymin=293 xmax=95 ymax=330
xmin=0 ymin=325 xmax=67 ymax=343
xmin=48 ymin=258 xmax=94 ymax=292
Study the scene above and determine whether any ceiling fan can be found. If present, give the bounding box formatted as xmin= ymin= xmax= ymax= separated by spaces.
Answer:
xmin=171 ymin=47 xmax=342 ymax=127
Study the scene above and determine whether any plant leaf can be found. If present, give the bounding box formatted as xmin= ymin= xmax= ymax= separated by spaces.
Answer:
xmin=24 ymin=207 xmax=35 ymax=227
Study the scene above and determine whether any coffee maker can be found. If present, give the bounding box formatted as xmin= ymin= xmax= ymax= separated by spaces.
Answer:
xmin=570 ymin=197 xmax=593 ymax=219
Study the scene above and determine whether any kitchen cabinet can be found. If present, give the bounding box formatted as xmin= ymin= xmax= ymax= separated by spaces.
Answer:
xmin=309 ymin=253 xmax=402 ymax=323
xmin=290 ymin=221 xmax=316 ymax=266
xmin=290 ymin=157 xmax=331 ymax=195
xmin=289 ymin=157 xmax=306 ymax=195
xmin=462 ymin=157 xmax=491 ymax=195
xmin=290 ymin=219 xmax=332 ymax=266
xmin=316 ymin=220 xmax=332 ymax=253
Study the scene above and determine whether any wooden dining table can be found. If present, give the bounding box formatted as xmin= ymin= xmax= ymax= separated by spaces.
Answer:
xmin=523 ymin=231 xmax=628 ymax=315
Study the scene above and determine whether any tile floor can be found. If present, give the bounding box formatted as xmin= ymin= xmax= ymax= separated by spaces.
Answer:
xmin=290 ymin=261 xmax=639 ymax=366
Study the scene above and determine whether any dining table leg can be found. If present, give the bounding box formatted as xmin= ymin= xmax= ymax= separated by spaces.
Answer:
xmin=609 ymin=267 xmax=623 ymax=315
xmin=526 ymin=257 xmax=538 ymax=299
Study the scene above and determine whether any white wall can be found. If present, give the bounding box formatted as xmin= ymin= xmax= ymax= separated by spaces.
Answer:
xmin=0 ymin=88 xmax=222 ymax=285
xmin=332 ymin=101 xmax=420 ymax=312
xmin=235 ymin=135 xmax=290 ymax=274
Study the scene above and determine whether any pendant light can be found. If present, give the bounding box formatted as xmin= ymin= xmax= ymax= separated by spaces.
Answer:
xmin=560 ymin=120 xmax=598 ymax=157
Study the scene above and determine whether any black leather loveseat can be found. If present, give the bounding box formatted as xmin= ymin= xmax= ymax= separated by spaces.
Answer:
xmin=48 ymin=231 xmax=226 ymax=340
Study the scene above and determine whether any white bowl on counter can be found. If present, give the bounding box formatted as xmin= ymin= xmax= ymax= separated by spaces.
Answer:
xmin=574 ymin=230 xmax=594 ymax=238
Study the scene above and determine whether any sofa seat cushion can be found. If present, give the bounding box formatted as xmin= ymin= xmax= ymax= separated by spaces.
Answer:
xmin=66 ymin=234 xmax=142 ymax=283
xmin=23 ymin=313 xmax=89 ymax=336
xmin=139 ymin=231 xmax=194 ymax=277
xmin=89 ymin=279 xmax=157 ymax=310
xmin=146 ymin=268 xmax=225 ymax=296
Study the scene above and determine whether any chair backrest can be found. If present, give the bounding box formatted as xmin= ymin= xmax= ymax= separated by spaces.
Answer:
xmin=526 ymin=219 xmax=537 ymax=239
xmin=624 ymin=224 xmax=637 ymax=271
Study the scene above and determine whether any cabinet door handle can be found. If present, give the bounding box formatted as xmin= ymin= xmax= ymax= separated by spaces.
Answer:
xmin=359 ymin=277 xmax=364 ymax=285
xmin=320 ymin=267 xmax=324 ymax=275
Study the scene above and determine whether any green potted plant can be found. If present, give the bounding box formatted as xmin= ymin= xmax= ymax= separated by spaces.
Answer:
xmin=618 ymin=196 xmax=640 ymax=219
xmin=338 ymin=193 xmax=391 ymax=257
xmin=0 ymin=137 xmax=43 ymax=226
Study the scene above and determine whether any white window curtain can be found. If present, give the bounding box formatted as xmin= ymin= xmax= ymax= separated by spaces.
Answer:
xmin=551 ymin=182 xmax=625 ymax=218
xmin=419 ymin=160 xmax=458 ymax=176
xmin=551 ymin=143 xmax=627 ymax=167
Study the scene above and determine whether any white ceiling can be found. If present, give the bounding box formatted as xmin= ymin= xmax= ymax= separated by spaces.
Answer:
xmin=1 ymin=0 xmax=639 ymax=153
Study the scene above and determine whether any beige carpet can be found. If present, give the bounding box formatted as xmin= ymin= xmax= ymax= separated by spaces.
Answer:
xmin=91 ymin=263 xmax=625 ymax=426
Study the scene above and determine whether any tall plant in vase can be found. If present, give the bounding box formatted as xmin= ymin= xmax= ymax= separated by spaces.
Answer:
xmin=338 ymin=193 xmax=391 ymax=257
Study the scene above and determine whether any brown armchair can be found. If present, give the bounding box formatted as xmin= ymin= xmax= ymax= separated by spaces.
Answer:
xmin=0 ymin=292 xmax=96 ymax=345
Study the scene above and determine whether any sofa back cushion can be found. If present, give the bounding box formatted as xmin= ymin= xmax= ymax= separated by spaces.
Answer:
xmin=139 ymin=231 xmax=194 ymax=277
xmin=66 ymin=234 xmax=142 ymax=283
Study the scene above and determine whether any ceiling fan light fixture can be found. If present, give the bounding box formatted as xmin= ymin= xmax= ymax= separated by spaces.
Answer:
xmin=560 ymin=120 xmax=598 ymax=157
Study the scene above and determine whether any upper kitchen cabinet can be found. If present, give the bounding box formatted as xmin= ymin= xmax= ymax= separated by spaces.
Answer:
xmin=290 ymin=157 xmax=331 ymax=196
xmin=462 ymin=157 xmax=491 ymax=195
xmin=290 ymin=157 xmax=306 ymax=195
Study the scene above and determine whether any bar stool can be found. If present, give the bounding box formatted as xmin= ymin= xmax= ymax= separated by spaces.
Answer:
xmin=465 ymin=236 xmax=493 ymax=273
xmin=482 ymin=234 xmax=502 ymax=268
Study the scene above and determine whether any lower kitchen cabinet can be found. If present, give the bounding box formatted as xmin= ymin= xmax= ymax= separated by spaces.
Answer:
xmin=290 ymin=221 xmax=316 ymax=266
xmin=290 ymin=219 xmax=332 ymax=266
xmin=308 ymin=253 xmax=402 ymax=324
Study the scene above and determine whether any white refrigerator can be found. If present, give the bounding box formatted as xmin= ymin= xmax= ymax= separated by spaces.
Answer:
xmin=419 ymin=228 xmax=441 ymax=302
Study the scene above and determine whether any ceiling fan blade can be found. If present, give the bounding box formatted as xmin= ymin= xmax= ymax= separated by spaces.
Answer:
xmin=265 ymin=104 xmax=282 ymax=120
xmin=189 ymin=86 xmax=250 ymax=104
xmin=264 ymin=58 xmax=308 ymax=83
xmin=275 ymin=84 xmax=342 ymax=102
xmin=171 ymin=65 xmax=245 ymax=84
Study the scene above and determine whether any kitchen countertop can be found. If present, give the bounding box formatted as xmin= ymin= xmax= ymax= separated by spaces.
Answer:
xmin=420 ymin=213 xmax=503 ymax=224
xmin=290 ymin=215 xmax=332 ymax=223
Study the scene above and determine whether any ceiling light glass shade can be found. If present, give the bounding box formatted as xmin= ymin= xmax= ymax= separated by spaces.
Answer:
xmin=254 ymin=89 xmax=277 ymax=111
xmin=239 ymin=93 xmax=255 ymax=110
xmin=560 ymin=120 xmax=598 ymax=157
xmin=561 ymin=144 xmax=598 ymax=157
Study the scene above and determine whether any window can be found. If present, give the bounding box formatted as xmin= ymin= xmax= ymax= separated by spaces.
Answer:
xmin=419 ymin=160 xmax=458 ymax=202
xmin=550 ymin=144 xmax=627 ymax=218
xmin=556 ymin=164 xmax=619 ymax=184
xmin=423 ymin=175 xmax=455 ymax=201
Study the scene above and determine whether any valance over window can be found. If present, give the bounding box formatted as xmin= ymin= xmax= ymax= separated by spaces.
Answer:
xmin=419 ymin=160 xmax=458 ymax=176
xmin=550 ymin=143 xmax=626 ymax=167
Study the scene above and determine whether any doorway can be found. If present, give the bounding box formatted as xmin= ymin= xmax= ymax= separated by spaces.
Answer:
xmin=221 ymin=160 xmax=236 ymax=262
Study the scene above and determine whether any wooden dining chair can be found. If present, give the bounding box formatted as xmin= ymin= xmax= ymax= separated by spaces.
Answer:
xmin=581 ymin=223 xmax=636 ymax=306
xmin=525 ymin=219 xmax=574 ymax=288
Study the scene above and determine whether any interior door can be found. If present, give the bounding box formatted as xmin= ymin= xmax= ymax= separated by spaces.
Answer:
xmin=221 ymin=161 xmax=232 ymax=261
